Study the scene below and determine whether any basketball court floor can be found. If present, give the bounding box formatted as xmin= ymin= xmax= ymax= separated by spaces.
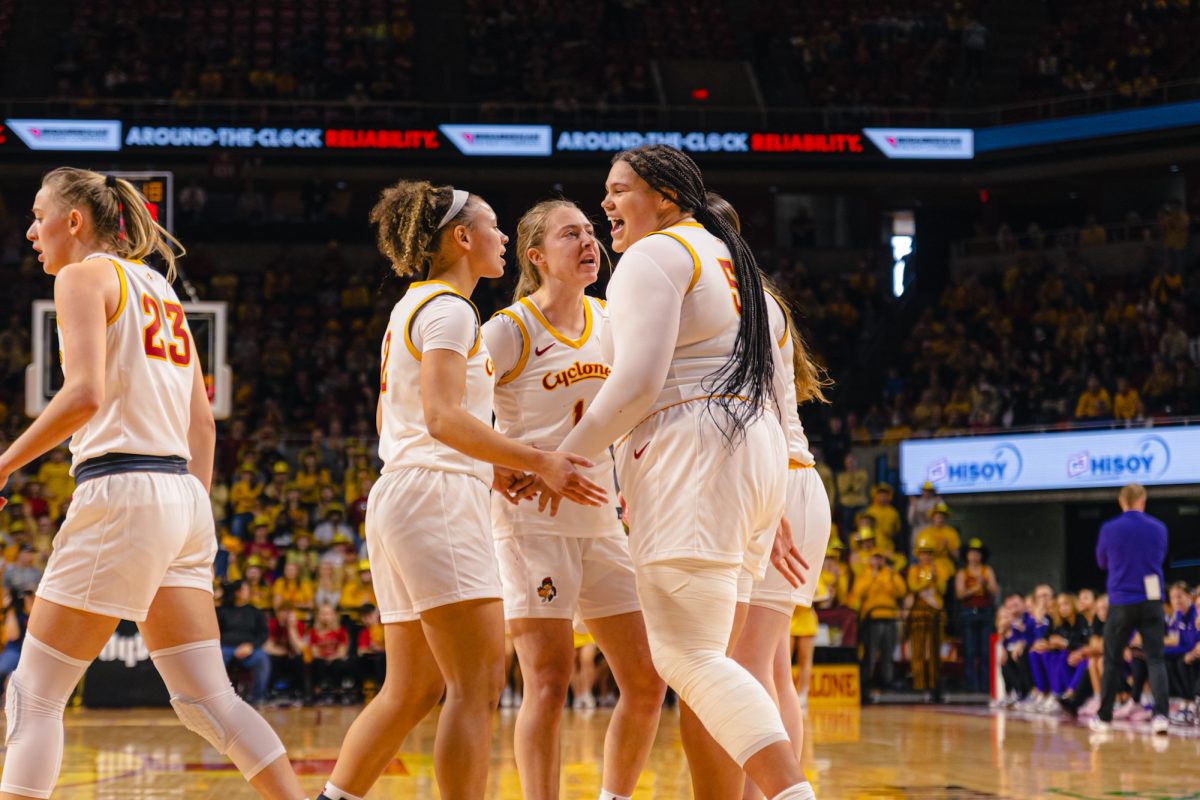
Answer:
xmin=12 ymin=704 xmax=1200 ymax=798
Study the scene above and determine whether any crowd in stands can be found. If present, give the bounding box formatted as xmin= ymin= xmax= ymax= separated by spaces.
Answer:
xmin=748 ymin=0 xmax=991 ymax=109
xmin=1019 ymin=0 xmax=1200 ymax=104
xmin=812 ymin=478 xmax=1003 ymax=699
xmin=52 ymin=0 xmax=417 ymax=105
xmin=32 ymin=0 xmax=1200 ymax=116
xmin=996 ymin=580 xmax=1200 ymax=728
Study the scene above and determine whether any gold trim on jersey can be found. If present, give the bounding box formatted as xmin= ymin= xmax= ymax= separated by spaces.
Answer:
xmin=493 ymin=309 xmax=531 ymax=386
xmin=106 ymin=259 xmax=129 ymax=326
xmin=518 ymin=296 xmax=593 ymax=349
xmin=646 ymin=230 xmax=702 ymax=295
xmin=789 ymin=460 xmax=814 ymax=470
xmin=403 ymin=288 xmax=482 ymax=362
xmin=767 ymin=291 xmax=790 ymax=348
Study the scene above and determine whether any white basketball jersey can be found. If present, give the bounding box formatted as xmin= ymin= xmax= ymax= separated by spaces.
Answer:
xmin=486 ymin=296 xmax=620 ymax=537
xmin=767 ymin=293 xmax=815 ymax=467
xmin=632 ymin=222 xmax=744 ymax=413
xmin=377 ymin=280 xmax=494 ymax=485
xmin=66 ymin=254 xmax=195 ymax=473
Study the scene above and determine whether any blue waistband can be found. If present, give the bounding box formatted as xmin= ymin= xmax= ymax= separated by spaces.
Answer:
xmin=75 ymin=453 xmax=189 ymax=484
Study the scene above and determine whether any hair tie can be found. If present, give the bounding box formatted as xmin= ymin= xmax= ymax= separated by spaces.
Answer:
xmin=437 ymin=189 xmax=470 ymax=230
xmin=104 ymin=174 xmax=117 ymax=189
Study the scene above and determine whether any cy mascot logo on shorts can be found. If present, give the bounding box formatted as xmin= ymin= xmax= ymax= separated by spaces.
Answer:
xmin=537 ymin=576 xmax=557 ymax=604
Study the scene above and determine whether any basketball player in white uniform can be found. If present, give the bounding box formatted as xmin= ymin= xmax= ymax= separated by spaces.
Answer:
xmin=0 ymin=168 xmax=304 ymax=799
xmin=557 ymin=145 xmax=815 ymax=800
xmin=680 ymin=196 xmax=833 ymax=799
xmin=319 ymin=182 xmax=605 ymax=800
xmin=482 ymin=200 xmax=664 ymax=800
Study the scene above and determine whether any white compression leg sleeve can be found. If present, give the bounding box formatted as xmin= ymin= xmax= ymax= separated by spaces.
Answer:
xmin=637 ymin=560 xmax=790 ymax=766
xmin=1 ymin=633 xmax=91 ymax=799
xmin=150 ymin=639 xmax=287 ymax=779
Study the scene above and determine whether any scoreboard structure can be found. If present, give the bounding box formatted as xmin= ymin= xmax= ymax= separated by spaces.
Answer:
xmin=24 ymin=170 xmax=232 ymax=420
xmin=110 ymin=171 xmax=174 ymax=231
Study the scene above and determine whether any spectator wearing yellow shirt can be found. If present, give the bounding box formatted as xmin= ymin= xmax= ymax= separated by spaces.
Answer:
xmin=814 ymin=539 xmax=857 ymax=646
xmin=906 ymin=536 xmax=951 ymax=695
xmin=836 ymin=453 xmax=870 ymax=533
xmin=338 ymin=561 xmax=377 ymax=623
xmin=1074 ymin=374 xmax=1112 ymax=421
xmin=863 ymin=483 xmax=902 ymax=553
xmin=264 ymin=460 xmax=292 ymax=504
xmin=242 ymin=560 xmax=274 ymax=611
xmin=343 ymin=450 xmax=379 ymax=506
xmin=294 ymin=450 xmax=331 ymax=506
xmin=229 ymin=464 xmax=264 ymax=539
xmin=850 ymin=549 xmax=908 ymax=695
xmin=283 ymin=531 xmax=320 ymax=583
xmin=35 ymin=448 xmax=73 ymax=518
xmin=272 ymin=561 xmax=315 ymax=614
xmin=924 ymin=503 xmax=961 ymax=576
xmin=1112 ymin=376 xmax=1141 ymax=422
xmin=880 ymin=411 xmax=914 ymax=447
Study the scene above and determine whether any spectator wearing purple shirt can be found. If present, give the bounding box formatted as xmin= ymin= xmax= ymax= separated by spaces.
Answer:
xmin=1091 ymin=484 xmax=1170 ymax=733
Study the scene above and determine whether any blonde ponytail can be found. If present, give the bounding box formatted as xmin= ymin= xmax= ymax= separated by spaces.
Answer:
xmin=41 ymin=167 xmax=185 ymax=281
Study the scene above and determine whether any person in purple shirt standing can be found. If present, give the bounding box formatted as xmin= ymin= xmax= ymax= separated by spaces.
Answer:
xmin=1091 ymin=483 xmax=1170 ymax=734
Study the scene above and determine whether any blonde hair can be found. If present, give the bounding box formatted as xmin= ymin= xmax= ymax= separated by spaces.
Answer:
xmin=42 ymin=167 xmax=185 ymax=281
xmin=705 ymin=191 xmax=830 ymax=404
xmin=368 ymin=179 xmax=475 ymax=277
xmin=1119 ymin=483 xmax=1146 ymax=508
xmin=512 ymin=199 xmax=611 ymax=302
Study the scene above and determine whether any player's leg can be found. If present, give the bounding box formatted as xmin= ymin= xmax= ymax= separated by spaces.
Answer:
xmin=730 ymin=605 xmax=794 ymax=800
xmin=678 ymin=600 xmax=749 ymax=800
xmin=140 ymin=587 xmax=305 ymax=800
xmin=0 ymin=599 xmax=116 ymax=800
xmin=510 ymin=617 xmax=575 ymax=800
xmin=322 ymin=620 xmax=444 ymax=798
xmin=639 ymin=562 xmax=808 ymax=800
xmin=587 ymin=611 xmax=666 ymax=798
xmin=420 ymin=598 xmax=506 ymax=799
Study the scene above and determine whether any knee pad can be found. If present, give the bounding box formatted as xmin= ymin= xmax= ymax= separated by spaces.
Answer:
xmin=1 ymin=634 xmax=90 ymax=799
xmin=152 ymin=640 xmax=286 ymax=779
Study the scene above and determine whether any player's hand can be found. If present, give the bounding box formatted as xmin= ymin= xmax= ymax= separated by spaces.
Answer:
xmin=533 ymin=479 xmax=564 ymax=518
xmin=492 ymin=466 xmax=536 ymax=505
xmin=618 ymin=492 xmax=632 ymax=528
xmin=0 ymin=472 xmax=8 ymax=513
xmin=770 ymin=516 xmax=809 ymax=588
xmin=533 ymin=451 xmax=607 ymax=507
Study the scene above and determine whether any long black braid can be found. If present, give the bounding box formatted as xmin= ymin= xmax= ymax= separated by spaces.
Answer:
xmin=614 ymin=145 xmax=775 ymax=446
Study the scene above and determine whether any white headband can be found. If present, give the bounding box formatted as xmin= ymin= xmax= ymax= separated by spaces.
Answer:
xmin=437 ymin=189 xmax=470 ymax=230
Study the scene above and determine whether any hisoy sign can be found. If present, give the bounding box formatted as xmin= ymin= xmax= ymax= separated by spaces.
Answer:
xmin=901 ymin=427 xmax=1200 ymax=495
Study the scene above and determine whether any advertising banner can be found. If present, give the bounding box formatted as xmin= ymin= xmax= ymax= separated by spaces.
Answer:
xmin=899 ymin=427 xmax=1200 ymax=495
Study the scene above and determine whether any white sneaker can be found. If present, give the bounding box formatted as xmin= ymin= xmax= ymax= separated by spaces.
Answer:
xmin=1078 ymin=696 xmax=1101 ymax=718
xmin=1089 ymin=717 xmax=1112 ymax=733
xmin=1039 ymin=695 xmax=1060 ymax=714
xmin=500 ymin=686 xmax=514 ymax=708
xmin=1151 ymin=715 xmax=1169 ymax=735
xmin=573 ymin=692 xmax=596 ymax=710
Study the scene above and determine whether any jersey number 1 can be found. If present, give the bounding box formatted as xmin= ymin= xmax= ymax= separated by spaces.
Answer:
xmin=142 ymin=295 xmax=191 ymax=367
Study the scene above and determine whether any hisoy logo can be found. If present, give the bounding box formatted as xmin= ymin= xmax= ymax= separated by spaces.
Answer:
xmin=1066 ymin=435 xmax=1170 ymax=481
xmin=927 ymin=443 xmax=1022 ymax=488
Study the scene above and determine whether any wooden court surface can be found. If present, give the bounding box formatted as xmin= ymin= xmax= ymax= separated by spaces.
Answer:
xmin=10 ymin=704 xmax=1200 ymax=799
